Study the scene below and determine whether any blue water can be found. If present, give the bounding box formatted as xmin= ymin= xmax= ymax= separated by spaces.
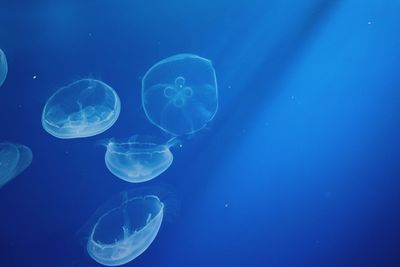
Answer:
xmin=1 ymin=1 xmax=400 ymax=266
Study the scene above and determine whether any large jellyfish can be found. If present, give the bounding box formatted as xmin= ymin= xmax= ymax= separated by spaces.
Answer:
xmin=42 ymin=79 xmax=121 ymax=139
xmin=0 ymin=142 xmax=32 ymax=188
xmin=0 ymin=48 xmax=7 ymax=87
xmin=142 ymin=54 xmax=218 ymax=136
xmin=87 ymin=194 xmax=164 ymax=266
xmin=104 ymin=136 xmax=178 ymax=183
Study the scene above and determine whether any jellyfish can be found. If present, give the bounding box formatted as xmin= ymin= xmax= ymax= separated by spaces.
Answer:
xmin=104 ymin=136 xmax=179 ymax=183
xmin=42 ymin=79 xmax=121 ymax=139
xmin=142 ymin=54 xmax=218 ymax=136
xmin=0 ymin=142 xmax=33 ymax=189
xmin=86 ymin=194 xmax=164 ymax=266
xmin=0 ymin=48 xmax=7 ymax=87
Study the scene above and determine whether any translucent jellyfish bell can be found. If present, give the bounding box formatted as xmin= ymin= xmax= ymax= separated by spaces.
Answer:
xmin=104 ymin=136 xmax=178 ymax=183
xmin=142 ymin=54 xmax=218 ymax=136
xmin=0 ymin=142 xmax=33 ymax=188
xmin=87 ymin=194 xmax=164 ymax=266
xmin=42 ymin=79 xmax=121 ymax=139
xmin=0 ymin=48 xmax=7 ymax=87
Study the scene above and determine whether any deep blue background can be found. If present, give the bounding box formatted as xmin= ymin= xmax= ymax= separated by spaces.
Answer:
xmin=1 ymin=0 xmax=400 ymax=266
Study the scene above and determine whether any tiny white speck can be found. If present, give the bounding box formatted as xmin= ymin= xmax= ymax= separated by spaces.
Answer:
xmin=179 ymin=144 xmax=183 ymax=148
xmin=367 ymin=21 xmax=372 ymax=25
xmin=32 ymin=75 xmax=37 ymax=79
xmin=224 ymin=203 xmax=229 ymax=208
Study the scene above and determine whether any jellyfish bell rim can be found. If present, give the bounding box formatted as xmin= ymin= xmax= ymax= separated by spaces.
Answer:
xmin=104 ymin=135 xmax=177 ymax=183
xmin=0 ymin=48 xmax=8 ymax=87
xmin=104 ymin=151 xmax=173 ymax=184
xmin=89 ymin=195 xmax=164 ymax=243
xmin=106 ymin=143 xmax=169 ymax=156
xmin=11 ymin=144 xmax=33 ymax=178
xmin=0 ymin=142 xmax=20 ymax=187
xmin=141 ymin=53 xmax=219 ymax=136
xmin=86 ymin=195 xmax=165 ymax=266
xmin=41 ymin=78 xmax=121 ymax=139
xmin=87 ymin=212 xmax=164 ymax=266
xmin=0 ymin=142 xmax=32 ymax=189
xmin=105 ymin=135 xmax=179 ymax=154
xmin=106 ymin=142 xmax=168 ymax=155
xmin=79 ymin=194 xmax=164 ymax=237
xmin=142 ymin=54 xmax=212 ymax=78
xmin=76 ymin=188 xmax=176 ymax=245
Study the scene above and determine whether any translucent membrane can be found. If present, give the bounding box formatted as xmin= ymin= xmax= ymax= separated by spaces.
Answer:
xmin=142 ymin=54 xmax=218 ymax=136
xmin=0 ymin=48 xmax=7 ymax=87
xmin=87 ymin=194 xmax=164 ymax=266
xmin=42 ymin=79 xmax=121 ymax=139
xmin=0 ymin=142 xmax=32 ymax=188
xmin=104 ymin=136 xmax=178 ymax=183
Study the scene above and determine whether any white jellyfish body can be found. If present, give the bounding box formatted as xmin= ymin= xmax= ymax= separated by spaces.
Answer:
xmin=87 ymin=195 xmax=164 ymax=266
xmin=142 ymin=54 xmax=218 ymax=136
xmin=104 ymin=136 xmax=178 ymax=183
xmin=0 ymin=142 xmax=32 ymax=189
xmin=42 ymin=79 xmax=121 ymax=139
xmin=0 ymin=48 xmax=8 ymax=87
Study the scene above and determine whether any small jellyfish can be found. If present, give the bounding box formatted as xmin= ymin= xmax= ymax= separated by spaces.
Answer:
xmin=42 ymin=79 xmax=121 ymax=139
xmin=0 ymin=142 xmax=32 ymax=189
xmin=0 ymin=48 xmax=8 ymax=87
xmin=86 ymin=194 xmax=164 ymax=266
xmin=104 ymin=136 xmax=178 ymax=183
xmin=142 ymin=54 xmax=218 ymax=136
